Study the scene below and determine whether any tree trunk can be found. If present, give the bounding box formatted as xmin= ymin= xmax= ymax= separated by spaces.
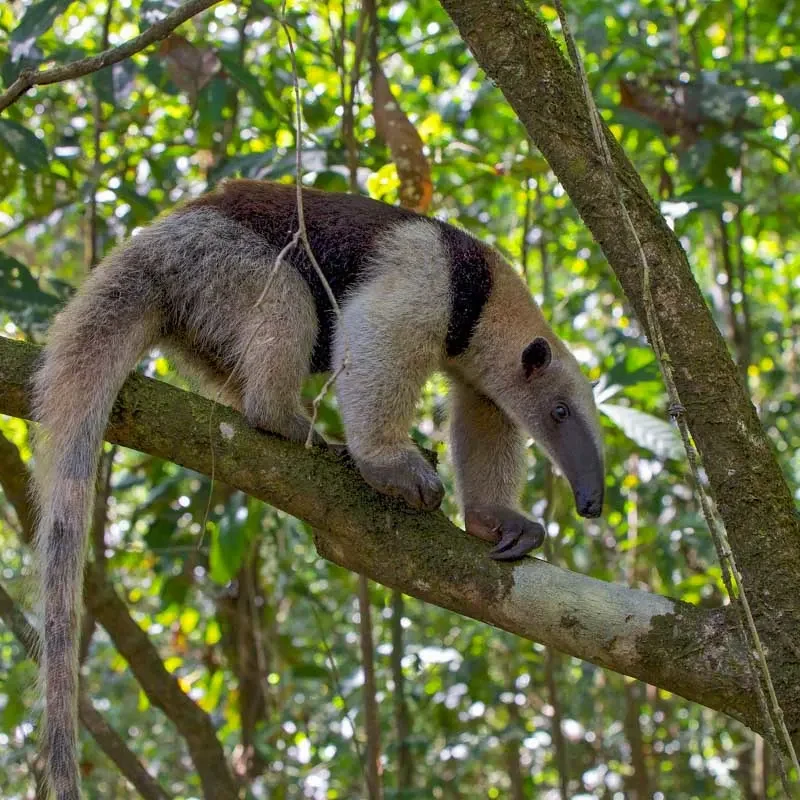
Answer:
xmin=438 ymin=0 xmax=800 ymax=746
xmin=358 ymin=575 xmax=383 ymax=799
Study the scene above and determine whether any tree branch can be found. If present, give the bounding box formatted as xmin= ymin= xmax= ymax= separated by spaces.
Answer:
xmin=437 ymin=0 xmax=800 ymax=742
xmin=0 ymin=336 xmax=765 ymax=732
xmin=0 ymin=583 xmax=171 ymax=800
xmin=0 ymin=0 xmax=222 ymax=113
xmin=83 ymin=568 xmax=239 ymax=799
xmin=0 ymin=430 xmax=35 ymax=541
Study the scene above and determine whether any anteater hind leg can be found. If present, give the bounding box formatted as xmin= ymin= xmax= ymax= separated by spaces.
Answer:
xmin=235 ymin=263 xmax=324 ymax=445
xmin=151 ymin=209 xmax=324 ymax=445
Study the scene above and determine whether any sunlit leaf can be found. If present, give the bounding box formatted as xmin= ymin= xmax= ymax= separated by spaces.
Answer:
xmin=9 ymin=0 xmax=72 ymax=50
xmin=217 ymin=50 xmax=274 ymax=115
xmin=0 ymin=251 xmax=61 ymax=321
xmin=599 ymin=402 xmax=683 ymax=460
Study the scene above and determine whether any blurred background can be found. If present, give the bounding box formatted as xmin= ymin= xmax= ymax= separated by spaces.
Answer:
xmin=0 ymin=0 xmax=798 ymax=797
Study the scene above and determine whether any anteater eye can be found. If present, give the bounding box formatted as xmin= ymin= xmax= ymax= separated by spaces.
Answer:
xmin=551 ymin=403 xmax=570 ymax=423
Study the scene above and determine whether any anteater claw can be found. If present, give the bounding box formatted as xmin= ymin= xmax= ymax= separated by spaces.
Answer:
xmin=465 ymin=505 xmax=545 ymax=562
xmin=489 ymin=523 xmax=545 ymax=561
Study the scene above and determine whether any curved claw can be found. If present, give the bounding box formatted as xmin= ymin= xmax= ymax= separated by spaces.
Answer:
xmin=489 ymin=523 xmax=545 ymax=561
xmin=465 ymin=505 xmax=546 ymax=562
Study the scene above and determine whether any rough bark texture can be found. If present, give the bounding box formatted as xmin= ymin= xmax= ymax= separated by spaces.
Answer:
xmin=0 ymin=336 xmax=770 ymax=732
xmin=358 ymin=576 xmax=383 ymax=799
xmin=437 ymin=0 xmax=800 ymax=742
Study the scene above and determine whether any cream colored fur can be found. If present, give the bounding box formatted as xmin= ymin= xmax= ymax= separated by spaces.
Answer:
xmin=334 ymin=219 xmax=451 ymax=509
xmin=33 ymin=191 xmax=603 ymax=799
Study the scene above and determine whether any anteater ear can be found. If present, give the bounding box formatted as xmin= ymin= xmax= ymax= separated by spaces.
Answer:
xmin=522 ymin=337 xmax=552 ymax=378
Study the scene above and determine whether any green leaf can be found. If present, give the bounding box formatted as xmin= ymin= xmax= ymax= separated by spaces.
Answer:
xmin=9 ymin=0 xmax=73 ymax=47
xmin=0 ymin=661 xmax=36 ymax=731
xmin=209 ymin=493 xmax=251 ymax=584
xmin=115 ymin=183 xmax=160 ymax=223
xmin=607 ymin=107 xmax=664 ymax=135
xmin=216 ymin=51 xmax=274 ymax=115
xmin=160 ymin=574 xmax=191 ymax=607
xmin=607 ymin=347 xmax=660 ymax=386
xmin=669 ymin=186 xmax=742 ymax=210
xmin=197 ymin=75 xmax=232 ymax=147
xmin=92 ymin=66 xmax=116 ymax=107
xmin=143 ymin=55 xmax=180 ymax=95
xmin=599 ymin=403 xmax=683 ymax=461
xmin=0 ymin=120 xmax=48 ymax=172
xmin=782 ymin=86 xmax=800 ymax=111
xmin=1 ymin=44 xmax=43 ymax=88
xmin=209 ymin=148 xmax=317 ymax=184
xmin=292 ymin=662 xmax=330 ymax=680
xmin=0 ymin=251 xmax=60 ymax=314
xmin=144 ymin=515 xmax=179 ymax=550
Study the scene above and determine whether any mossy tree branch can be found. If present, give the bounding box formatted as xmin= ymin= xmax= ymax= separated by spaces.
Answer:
xmin=0 ymin=336 xmax=773 ymax=734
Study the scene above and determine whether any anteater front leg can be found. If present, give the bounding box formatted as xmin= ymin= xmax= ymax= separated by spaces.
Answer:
xmin=450 ymin=378 xmax=545 ymax=560
xmin=333 ymin=278 xmax=445 ymax=512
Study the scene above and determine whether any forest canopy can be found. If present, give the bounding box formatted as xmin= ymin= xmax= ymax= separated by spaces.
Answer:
xmin=0 ymin=0 xmax=799 ymax=798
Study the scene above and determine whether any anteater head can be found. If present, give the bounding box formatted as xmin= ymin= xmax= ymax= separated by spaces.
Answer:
xmin=519 ymin=336 xmax=605 ymax=518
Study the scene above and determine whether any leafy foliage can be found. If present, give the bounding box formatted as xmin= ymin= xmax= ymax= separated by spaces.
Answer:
xmin=0 ymin=0 xmax=797 ymax=797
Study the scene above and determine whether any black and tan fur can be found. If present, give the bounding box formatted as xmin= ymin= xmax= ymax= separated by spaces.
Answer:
xmin=32 ymin=180 xmax=604 ymax=798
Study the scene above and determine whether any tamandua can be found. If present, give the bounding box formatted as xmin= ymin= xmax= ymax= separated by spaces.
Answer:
xmin=32 ymin=179 xmax=604 ymax=799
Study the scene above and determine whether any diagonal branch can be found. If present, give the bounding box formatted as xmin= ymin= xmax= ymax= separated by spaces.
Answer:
xmin=0 ymin=583 xmax=171 ymax=800
xmin=83 ymin=569 xmax=238 ymax=799
xmin=0 ymin=0 xmax=222 ymax=113
xmin=0 ymin=335 xmax=762 ymax=732
xmin=0 ymin=430 xmax=35 ymax=541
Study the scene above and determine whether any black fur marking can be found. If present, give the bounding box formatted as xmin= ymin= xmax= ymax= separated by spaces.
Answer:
xmin=189 ymin=181 xmax=421 ymax=372
xmin=438 ymin=224 xmax=493 ymax=358
xmin=189 ymin=182 xmax=494 ymax=370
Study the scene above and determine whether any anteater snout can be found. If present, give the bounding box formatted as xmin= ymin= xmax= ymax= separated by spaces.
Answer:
xmin=575 ymin=489 xmax=603 ymax=519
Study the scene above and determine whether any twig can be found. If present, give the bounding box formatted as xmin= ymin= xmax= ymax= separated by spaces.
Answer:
xmin=0 ymin=0 xmax=221 ymax=112
xmin=306 ymin=595 xmax=366 ymax=773
xmin=552 ymin=0 xmax=799 ymax=786
xmin=244 ymin=540 xmax=274 ymax=737
xmin=519 ymin=167 xmax=533 ymax=285
xmin=0 ymin=583 xmax=171 ymax=800
xmin=340 ymin=0 xmax=368 ymax=192
xmin=280 ymin=1 xmax=351 ymax=443
xmin=390 ymin=590 xmax=413 ymax=790
xmin=357 ymin=574 xmax=383 ymax=799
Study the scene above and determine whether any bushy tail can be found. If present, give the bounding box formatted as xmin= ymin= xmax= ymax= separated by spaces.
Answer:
xmin=32 ymin=252 xmax=159 ymax=799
